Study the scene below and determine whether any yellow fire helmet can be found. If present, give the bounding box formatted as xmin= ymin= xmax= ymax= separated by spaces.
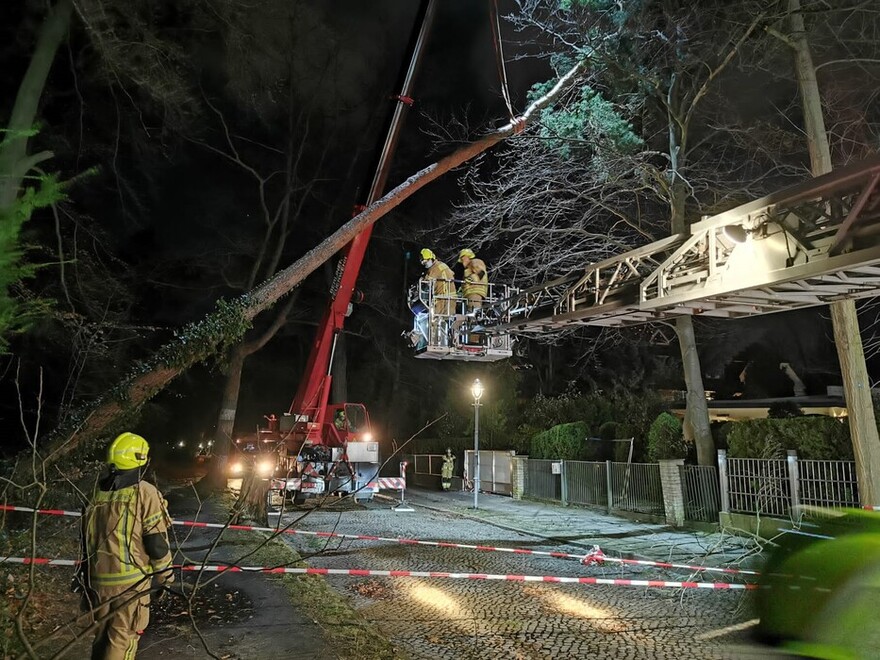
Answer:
xmin=107 ymin=432 xmax=150 ymax=471
xmin=458 ymin=248 xmax=475 ymax=263
xmin=419 ymin=248 xmax=436 ymax=261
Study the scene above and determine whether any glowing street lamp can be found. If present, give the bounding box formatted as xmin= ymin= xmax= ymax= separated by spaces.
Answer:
xmin=471 ymin=378 xmax=483 ymax=509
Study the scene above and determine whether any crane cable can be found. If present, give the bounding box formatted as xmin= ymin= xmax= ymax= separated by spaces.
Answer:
xmin=489 ymin=0 xmax=516 ymax=122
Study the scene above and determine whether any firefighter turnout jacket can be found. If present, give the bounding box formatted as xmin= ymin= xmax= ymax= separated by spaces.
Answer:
xmin=461 ymin=257 xmax=488 ymax=299
xmin=85 ymin=478 xmax=172 ymax=588
xmin=83 ymin=472 xmax=173 ymax=660
xmin=426 ymin=259 xmax=456 ymax=314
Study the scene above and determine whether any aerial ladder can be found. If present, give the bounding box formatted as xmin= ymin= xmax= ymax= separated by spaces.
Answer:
xmin=260 ymin=0 xmax=438 ymax=507
xmin=407 ymin=155 xmax=880 ymax=357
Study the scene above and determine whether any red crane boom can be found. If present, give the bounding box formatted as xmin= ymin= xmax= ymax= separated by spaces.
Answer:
xmin=260 ymin=0 xmax=437 ymax=506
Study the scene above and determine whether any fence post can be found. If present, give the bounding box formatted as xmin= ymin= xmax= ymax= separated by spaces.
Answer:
xmin=560 ymin=460 xmax=568 ymax=507
xmin=786 ymin=450 xmax=801 ymax=519
xmin=658 ymin=459 xmax=686 ymax=527
xmin=605 ymin=460 xmax=613 ymax=514
xmin=510 ymin=456 xmax=526 ymax=500
xmin=717 ymin=450 xmax=730 ymax=514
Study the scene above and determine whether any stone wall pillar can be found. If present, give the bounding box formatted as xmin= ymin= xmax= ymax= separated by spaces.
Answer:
xmin=511 ymin=456 xmax=528 ymax=500
xmin=658 ymin=459 xmax=686 ymax=527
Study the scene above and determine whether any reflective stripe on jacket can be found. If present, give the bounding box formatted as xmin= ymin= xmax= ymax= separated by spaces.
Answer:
xmin=461 ymin=258 xmax=488 ymax=298
xmin=85 ymin=480 xmax=172 ymax=588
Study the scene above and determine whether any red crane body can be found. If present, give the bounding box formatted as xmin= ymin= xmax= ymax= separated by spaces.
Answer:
xmin=288 ymin=226 xmax=376 ymax=443
xmin=263 ymin=1 xmax=437 ymax=504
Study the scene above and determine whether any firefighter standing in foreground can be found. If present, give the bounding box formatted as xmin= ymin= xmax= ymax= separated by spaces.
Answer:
xmin=80 ymin=432 xmax=173 ymax=660
xmin=458 ymin=249 xmax=488 ymax=309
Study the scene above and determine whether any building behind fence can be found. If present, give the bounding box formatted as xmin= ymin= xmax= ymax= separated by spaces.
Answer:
xmin=407 ymin=448 xmax=863 ymax=530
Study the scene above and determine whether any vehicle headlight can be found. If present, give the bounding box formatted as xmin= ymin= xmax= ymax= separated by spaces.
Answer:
xmin=257 ymin=460 xmax=274 ymax=476
xmin=230 ymin=462 xmax=243 ymax=474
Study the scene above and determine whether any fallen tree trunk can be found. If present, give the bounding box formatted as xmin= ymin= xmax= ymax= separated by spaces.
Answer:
xmin=32 ymin=59 xmax=588 ymax=470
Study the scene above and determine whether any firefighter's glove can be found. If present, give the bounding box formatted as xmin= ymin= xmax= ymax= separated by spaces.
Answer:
xmin=151 ymin=569 xmax=175 ymax=602
xmin=156 ymin=566 xmax=175 ymax=586
xmin=152 ymin=582 xmax=167 ymax=603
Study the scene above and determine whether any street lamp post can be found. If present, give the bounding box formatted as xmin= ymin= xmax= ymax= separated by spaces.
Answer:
xmin=471 ymin=378 xmax=483 ymax=509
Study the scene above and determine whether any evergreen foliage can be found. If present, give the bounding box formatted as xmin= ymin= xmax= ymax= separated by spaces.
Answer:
xmin=530 ymin=421 xmax=595 ymax=460
xmin=727 ymin=417 xmax=853 ymax=460
xmin=0 ymin=172 xmax=62 ymax=352
xmin=530 ymin=83 xmax=642 ymax=160
xmin=514 ymin=386 xmax=660 ymax=460
xmin=646 ymin=412 xmax=687 ymax=462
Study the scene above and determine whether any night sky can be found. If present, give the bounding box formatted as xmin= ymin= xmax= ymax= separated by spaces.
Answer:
xmin=0 ymin=0 xmax=872 ymax=456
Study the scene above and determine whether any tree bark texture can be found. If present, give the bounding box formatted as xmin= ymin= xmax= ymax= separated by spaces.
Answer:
xmin=34 ymin=59 xmax=589 ymax=468
xmin=789 ymin=0 xmax=833 ymax=175
xmin=789 ymin=0 xmax=880 ymax=504
xmin=667 ymin=155 xmax=713 ymax=463
xmin=675 ymin=315 xmax=714 ymax=465
xmin=831 ymin=300 xmax=880 ymax=505
xmin=234 ymin=468 xmax=268 ymax=526
xmin=206 ymin=294 xmax=297 ymax=491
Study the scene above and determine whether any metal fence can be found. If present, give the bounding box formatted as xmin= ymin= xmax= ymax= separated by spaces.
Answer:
xmin=525 ymin=459 xmax=560 ymax=501
xmin=726 ymin=457 xmax=790 ymax=517
xmin=609 ymin=462 xmax=664 ymax=516
xmin=798 ymin=459 xmax=859 ymax=509
xmin=524 ymin=460 xmax=662 ymax=517
xmin=413 ymin=448 xmax=863 ymax=526
xmin=566 ymin=461 xmax=608 ymax=507
xmin=720 ymin=451 xmax=861 ymax=518
xmin=413 ymin=454 xmax=444 ymax=476
xmin=680 ymin=465 xmax=721 ymax=523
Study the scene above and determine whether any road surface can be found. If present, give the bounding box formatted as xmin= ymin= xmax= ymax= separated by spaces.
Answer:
xmin=273 ymin=497 xmax=770 ymax=659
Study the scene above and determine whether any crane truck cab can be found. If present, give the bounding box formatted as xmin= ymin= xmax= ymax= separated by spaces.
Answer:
xmin=267 ymin=402 xmax=380 ymax=507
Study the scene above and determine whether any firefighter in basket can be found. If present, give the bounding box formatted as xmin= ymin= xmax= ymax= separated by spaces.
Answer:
xmin=458 ymin=248 xmax=488 ymax=310
xmin=76 ymin=432 xmax=174 ymax=660
xmin=441 ymin=447 xmax=456 ymax=491
xmin=420 ymin=248 xmax=455 ymax=346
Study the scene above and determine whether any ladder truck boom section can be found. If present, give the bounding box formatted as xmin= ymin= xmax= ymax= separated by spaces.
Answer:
xmin=264 ymin=0 xmax=438 ymax=506
xmin=405 ymin=156 xmax=880 ymax=360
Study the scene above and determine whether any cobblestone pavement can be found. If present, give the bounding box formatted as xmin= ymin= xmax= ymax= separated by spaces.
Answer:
xmin=274 ymin=494 xmax=771 ymax=660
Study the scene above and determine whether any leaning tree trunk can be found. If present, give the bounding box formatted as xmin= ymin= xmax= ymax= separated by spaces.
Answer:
xmin=233 ymin=469 xmax=268 ymax=526
xmin=27 ymin=59 xmax=589 ymax=473
xmin=206 ymin=294 xmax=297 ymax=492
xmin=789 ymin=0 xmax=880 ymax=505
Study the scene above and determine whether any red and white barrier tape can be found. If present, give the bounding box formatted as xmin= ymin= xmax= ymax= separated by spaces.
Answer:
xmin=0 ymin=556 xmax=755 ymax=590
xmin=0 ymin=504 xmax=759 ymax=576
xmin=578 ymin=545 xmax=758 ymax=576
xmin=1 ymin=504 xmax=81 ymax=518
